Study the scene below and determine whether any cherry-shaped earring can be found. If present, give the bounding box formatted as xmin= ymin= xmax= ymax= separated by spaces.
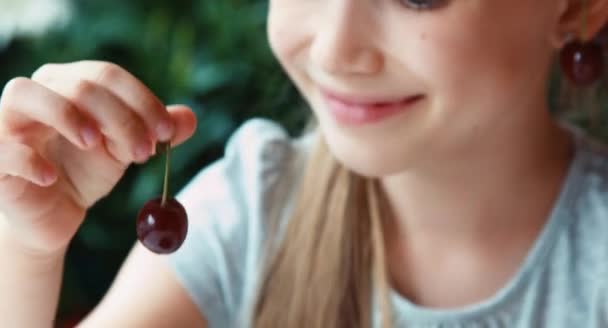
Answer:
xmin=559 ymin=0 xmax=604 ymax=87
xmin=136 ymin=142 xmax=188 ymax=254
xmin=560 ymin=39 xmax=604 ymax=86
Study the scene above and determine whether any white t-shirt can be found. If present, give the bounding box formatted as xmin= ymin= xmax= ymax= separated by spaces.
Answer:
xmin=168 ymin=118 xmax=608 ymax=327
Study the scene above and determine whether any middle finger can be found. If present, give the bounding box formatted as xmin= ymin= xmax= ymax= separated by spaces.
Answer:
xmin=43 ymin=79 xmax=154 ymax=164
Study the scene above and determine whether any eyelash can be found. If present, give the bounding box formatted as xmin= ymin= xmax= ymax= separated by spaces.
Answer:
xmin=398 ymin=0 xmax=445 ymax=10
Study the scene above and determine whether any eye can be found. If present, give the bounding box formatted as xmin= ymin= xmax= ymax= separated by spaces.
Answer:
xmin=398 ymin=0 xmax=446 ymax=10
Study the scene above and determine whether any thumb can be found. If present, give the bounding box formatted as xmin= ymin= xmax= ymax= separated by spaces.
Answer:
xmin=165 ymin=104 xmax=197 ymax=147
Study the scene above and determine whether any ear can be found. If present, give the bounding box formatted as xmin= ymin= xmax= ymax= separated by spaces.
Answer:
xmin=556 ymin=0 xmax=608 ymax=43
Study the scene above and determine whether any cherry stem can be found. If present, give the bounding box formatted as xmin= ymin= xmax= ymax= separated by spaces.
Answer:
xmin=581 ymin=0 xmax=588 ymax=40
xmin=161 ymin=142 xmax=171 ymax=207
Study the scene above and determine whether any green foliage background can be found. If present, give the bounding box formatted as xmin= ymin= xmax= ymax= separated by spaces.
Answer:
xmin=0 ymin=0 xmax=308 ymax=323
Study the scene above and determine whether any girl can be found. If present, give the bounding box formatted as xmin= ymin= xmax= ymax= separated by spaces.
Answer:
xmin=1 ymin=0 xmax=608 ymax=327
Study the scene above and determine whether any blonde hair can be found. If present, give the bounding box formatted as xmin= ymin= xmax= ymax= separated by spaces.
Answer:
xmin=253 ymin=120 xmax=393 ymax=328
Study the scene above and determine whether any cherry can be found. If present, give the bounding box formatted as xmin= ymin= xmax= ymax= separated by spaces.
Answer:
xmin=136 ymin=197 xmax=188 ymax=254
xmin=136 ymin=142 xmax=188 ymax=254
xmin=560 ymin=40 xmax=604 ymax=86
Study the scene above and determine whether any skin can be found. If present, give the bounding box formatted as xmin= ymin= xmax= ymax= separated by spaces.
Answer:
xmin=1 ymin=0 xmax=608 ymax=326
xmin=268 ymin=0 xmax=608 ymax=307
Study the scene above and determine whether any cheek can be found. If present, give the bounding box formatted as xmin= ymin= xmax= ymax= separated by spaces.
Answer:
xmin=267 ymin=2 xmax=318 ymax=69
xmin=376 ymin=8 xmax=555 ymax=162
xmin=267 ymin=3 xmax=315 ymax=90
xmin=266 ymin=9 xmax=292 ymax=68
xmin=390 ymin=13 xmax=551 ymax=114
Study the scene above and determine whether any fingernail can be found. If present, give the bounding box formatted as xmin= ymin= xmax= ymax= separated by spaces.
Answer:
xmin=80 ymin=126 xmax=99 ymax=148
xmin=41 ymin=169 xmax=57 ymax=186
xmin=156 ymin=121 xmax=174 ymax=142
xmin=135 ymin=142 xmax=151 ymax=162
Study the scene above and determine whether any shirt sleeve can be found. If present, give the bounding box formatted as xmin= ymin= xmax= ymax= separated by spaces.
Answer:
xmin=166 ymin=118 xmax=293 ymax=327
xmin=589 ymin=280 xmax=608 ymax=327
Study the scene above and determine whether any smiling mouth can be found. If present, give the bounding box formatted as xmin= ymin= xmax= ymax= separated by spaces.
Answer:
xmin=321 ymin=89 xmax=425 ymax=125
xmin=320 ymin=88 xmax=422 ymax=107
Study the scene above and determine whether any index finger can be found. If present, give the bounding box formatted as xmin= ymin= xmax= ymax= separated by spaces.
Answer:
xmin=32 ymin=61 xmax=175 ymax=142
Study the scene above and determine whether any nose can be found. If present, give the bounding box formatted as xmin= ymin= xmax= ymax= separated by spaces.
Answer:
xmin=309 ymin=1 xmax=384 ymax=76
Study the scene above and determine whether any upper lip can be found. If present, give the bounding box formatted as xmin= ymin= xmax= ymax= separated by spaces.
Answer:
xmin=320 ymin=87 xmax=422 ymax=106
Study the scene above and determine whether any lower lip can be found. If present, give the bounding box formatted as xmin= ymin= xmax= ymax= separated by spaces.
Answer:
xmin=323 ymin=93 xmax=424 ymax=125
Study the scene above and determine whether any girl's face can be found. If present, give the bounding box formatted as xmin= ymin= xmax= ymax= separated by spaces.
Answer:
xmin=267 ymin=0 xmax=566 ymax=176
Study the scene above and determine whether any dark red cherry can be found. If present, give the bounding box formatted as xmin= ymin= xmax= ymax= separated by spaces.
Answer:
xmin=137 ymin=196 xmax=188 ymax=254
xmin=136 ymin=141 xmax=187 ymax=254
xmin=560 ymin=40 xmax=604 ymax=86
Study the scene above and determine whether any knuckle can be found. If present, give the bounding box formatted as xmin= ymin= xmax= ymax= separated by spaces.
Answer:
xmin=2 ymin=77 xmax=29 ymax=98
xmin=31 ymin=63 xmax=56 ymax=81
xmin=1 ymin=77 xmax=30 ymax=110
xmin=72 ymin=80 xmax=96 ymax=102
xmin=95 ymin=63 xmax=123 ymax=85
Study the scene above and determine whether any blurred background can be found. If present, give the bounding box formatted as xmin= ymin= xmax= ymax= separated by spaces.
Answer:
xmin=0 ymin=1 xmax=607 ymax=327
xmin=0 ymin=0 xmax=307 ymax=326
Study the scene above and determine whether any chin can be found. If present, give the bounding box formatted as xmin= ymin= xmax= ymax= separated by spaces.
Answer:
xmin=312 ymin=103 xmax=426 ymax=178
xmin=322 ymin=130 xmax=414 ymax=178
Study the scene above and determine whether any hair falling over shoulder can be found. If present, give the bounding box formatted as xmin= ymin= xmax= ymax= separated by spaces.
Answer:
xmin=252 ymin=123 xmax=394 ymax=328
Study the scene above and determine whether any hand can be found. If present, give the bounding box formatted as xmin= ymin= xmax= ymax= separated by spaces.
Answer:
xmin=0 ymin=61 xmax=197 ymax=256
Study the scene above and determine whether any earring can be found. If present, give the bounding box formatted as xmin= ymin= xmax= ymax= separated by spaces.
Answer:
xmin=559 ymin=0 xmax=604 ymax=86
xmin=560 ymin=39 xmax=604 ymax=86
xmin=556 ymin=1 xmax=607 ymax=133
